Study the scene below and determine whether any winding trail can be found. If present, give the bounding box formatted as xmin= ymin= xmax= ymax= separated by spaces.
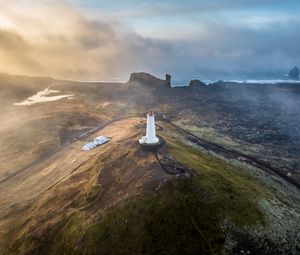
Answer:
xmin=153 ymin=152 xmax=187 ymax=175
xmin=64 ymin=113 xmax=300 ymax=190
xmin=163 ymin=119 xmax=300 ymax=190
xmin=2 ymin=113 xmax=299 ymax=192
xmin=0 ymin=115 xmax=139 ymax=185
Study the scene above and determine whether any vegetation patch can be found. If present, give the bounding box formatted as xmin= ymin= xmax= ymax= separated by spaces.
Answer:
xmin=166 ymin=137 xmax=266 ymax=227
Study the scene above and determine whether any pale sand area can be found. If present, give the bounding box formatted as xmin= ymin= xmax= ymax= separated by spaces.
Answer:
xmin=13 ymin=87 xmax=73 ymax=106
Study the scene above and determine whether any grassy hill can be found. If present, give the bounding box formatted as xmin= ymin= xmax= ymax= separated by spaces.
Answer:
xmin=4 ymin=118 xmax=300 ymax=255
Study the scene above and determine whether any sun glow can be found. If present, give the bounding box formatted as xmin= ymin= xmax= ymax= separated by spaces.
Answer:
xmin=0 ymin=15 xmax=14 ymax=29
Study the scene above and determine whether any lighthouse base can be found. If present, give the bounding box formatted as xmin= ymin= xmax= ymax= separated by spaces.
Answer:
xmin=139 ymin=136 xmax=165 ymax=152
xmin=139 ymin=136 xmax=159 ymax=145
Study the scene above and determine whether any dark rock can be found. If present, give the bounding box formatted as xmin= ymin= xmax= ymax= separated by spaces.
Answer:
xmin=207 ymin=80 xmax=227 ymax=91
xmin=289 ymin=66 xmax=299 ymax=79
xmin=165 ymin=74 xmax=171 ymax=87
xmin=210 ymin=80 xmax=225 ymax=88
xmin=189 ymin=79 xmax=206 ymax=88
xmin=215 ymin=80 xmax=225 ymax=85
xmin=128 ymin=72 xmax=170 ymax=87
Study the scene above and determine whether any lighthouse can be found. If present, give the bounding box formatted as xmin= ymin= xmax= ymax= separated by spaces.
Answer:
xmin=139 ymin=111 xmax=159 ymax=144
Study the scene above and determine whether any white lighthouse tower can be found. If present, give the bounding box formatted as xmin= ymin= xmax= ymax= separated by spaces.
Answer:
xmin=139 ymin=111 xmax=159 ymax=144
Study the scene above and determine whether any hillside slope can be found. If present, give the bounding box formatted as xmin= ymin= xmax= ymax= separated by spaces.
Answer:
xmin=0 ymin=73 xmax=300 ymax=254
xmin=2 ymin=117 xmax=300 ymax=255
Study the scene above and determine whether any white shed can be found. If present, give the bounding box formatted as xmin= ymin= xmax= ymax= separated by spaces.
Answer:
xmin=81 ymin=136 xmax=110 ymax=151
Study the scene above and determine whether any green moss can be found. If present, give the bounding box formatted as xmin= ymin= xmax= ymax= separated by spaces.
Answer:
xmin=48 ymin=180 xmax=225 ymax=255
xmin=86 ymin=184 xmax=103 ymax=204
xmin=7 ymin=219 xmax=68 ymax=255
xmin=166 ymin=137 xmax=266 ymax=227
xmin=49 ymin=214 xmax=87 ymax=255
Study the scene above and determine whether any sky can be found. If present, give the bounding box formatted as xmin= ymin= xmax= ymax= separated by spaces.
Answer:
xmin=0 ymin=0 xmax=299 ymax=80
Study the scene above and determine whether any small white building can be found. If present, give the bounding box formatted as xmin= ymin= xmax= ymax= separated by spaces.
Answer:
xmin=82 ymin=136 xmax=110 ymax=151
xmin=139 ymin=111 xmax=159 ymax=144
xmin=93 ymin=136 xmax=110 ymax=145
xmin=81 ymin=142 xmax=97 ymax=151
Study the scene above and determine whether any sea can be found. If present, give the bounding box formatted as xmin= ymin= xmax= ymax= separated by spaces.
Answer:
xmin=94 ymin=70 xmax=300 ymax=87
xmin=166 ymin=71 xmax=300 ymax=87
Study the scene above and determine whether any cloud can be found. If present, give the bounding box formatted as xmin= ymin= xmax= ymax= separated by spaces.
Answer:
xmin=72 ymin=0 xmax=300 ymax=20
xmin=0 ymin=0 xmax=299 ymax=80
xmin=0 ymin=1 xmax=175 ymax=80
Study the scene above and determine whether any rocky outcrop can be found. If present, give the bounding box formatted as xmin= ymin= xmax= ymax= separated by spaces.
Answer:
xmin=165 ymin=74 xmax=171 ymax=87
xmin=289 ymin=66 xmax=299 ymax=79
xmin=128 ymin=72 xmax=171 ymax=87
xmin=189 ymin=79 xmax=206 ymax=89
xmin=210 ymin=80 xmax=225 ymax=88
